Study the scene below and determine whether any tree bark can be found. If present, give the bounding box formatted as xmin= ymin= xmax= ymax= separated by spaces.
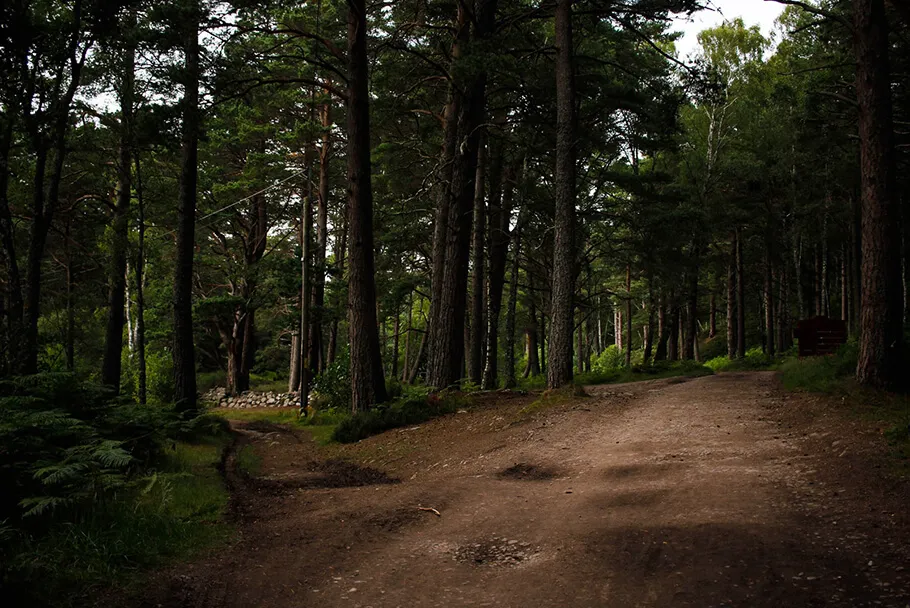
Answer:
xmin=346 ymin=0 xmax=387 ymax=412
xmin=727 ymin=236 xmax=736 ymax=359
xmin=311 ymin=98 xmax=331 ymax=375
xmin=853 ymin=0 xmax=902 ymax=388
xmin=655 ymin=295 xmax=668 ymax=361
xmin=0 ymin=117 xmax=23 ymax=370
xmin=668 ymin=297 xmax=680 ymax=362
xmin=764 ymin=249 xmax=775 ymax=357
xmin=173 ymin=1 xmax=200 ymax=411
xmin=468 ymin=137 xmax=487 ymax=384
xmin=101 ymin=13 xmax=135 ymax=391
xmin=504 ymin=224 xmax=520 ymax=388
xmin=134 ymin=153 xmax=147 ymax=403
xmin=426 ymin=0 xmax=498 ymax=389
xmin=482 ymin=158 xmax=514 ymax=389
xmin=736 ymin=227 xmax=746 ymax=358
xmin=625 ymin=265 xmax=633 ymax=367
xmin=547 ymin=0 xmax=577 ymax=389
xmin=327 ymin=218 xmax=347 ymax=365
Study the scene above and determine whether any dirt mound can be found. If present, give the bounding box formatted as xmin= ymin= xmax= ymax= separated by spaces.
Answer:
xmin=497 ymin=462 xmax=562 ymax=480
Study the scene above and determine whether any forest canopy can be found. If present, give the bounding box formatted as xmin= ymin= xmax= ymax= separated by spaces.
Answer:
xmin=0 ymin=0 xmax=906 ymax=412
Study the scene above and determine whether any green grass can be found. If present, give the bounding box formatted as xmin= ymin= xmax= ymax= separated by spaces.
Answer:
xmin=517 ymin=385 xmax=587 ymax=419
xmin=3 ymin=436 xmax=234 ymax=607
xmin=235 ymin=445 xmax=262 ymax=476
xmin=212 ymin=406 xmax=346 ymax=446
xmin=213 ymin=407 xmax=303 ymax=425
xmin=575 ymin=359 xmax=714 ymax=386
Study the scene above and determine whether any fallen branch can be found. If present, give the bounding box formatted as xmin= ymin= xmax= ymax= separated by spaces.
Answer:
xmin=417 ymin=506 xmax=441 ymax=517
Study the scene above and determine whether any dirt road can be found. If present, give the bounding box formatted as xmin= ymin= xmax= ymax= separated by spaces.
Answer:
xmin=141 ymin=372 xmax=910 ymax=608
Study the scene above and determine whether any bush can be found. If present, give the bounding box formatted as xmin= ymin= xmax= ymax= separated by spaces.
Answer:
xmin=780 ymin=341 xmax=858 ymax=393
xmin=591 ymin=345 xmax=625 ymax=372
xmin=312 ymin=358 xmax=351 ymax=411
xmin=332 ymin=391 xmax=464 ymax=443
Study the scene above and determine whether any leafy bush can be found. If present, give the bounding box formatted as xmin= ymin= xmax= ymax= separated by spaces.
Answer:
xmin=332 ymin=391 xmax=464 ymax=443
xmin=312 ymin=358 xmax=351 ymax=411
xmin=591 ymin=345 xmax=625 ymax=372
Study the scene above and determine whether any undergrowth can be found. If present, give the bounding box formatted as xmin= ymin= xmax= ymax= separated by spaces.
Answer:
xmin=332 ymin=387 xmax=467 ymax=443
xmin=0 ymin=373 xmax=233 ymax=607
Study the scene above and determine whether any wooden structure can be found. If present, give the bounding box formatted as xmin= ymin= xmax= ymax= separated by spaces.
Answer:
xmin=794 ymin=317 xmax=848 ymax=357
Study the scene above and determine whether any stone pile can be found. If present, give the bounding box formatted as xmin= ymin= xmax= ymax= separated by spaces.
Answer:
xmin=202 ymin=388 xmax=300 ymax=408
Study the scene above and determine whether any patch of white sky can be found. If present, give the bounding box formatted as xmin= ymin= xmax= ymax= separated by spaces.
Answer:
xmin=671 ymin=0 xmax=786 ymax=61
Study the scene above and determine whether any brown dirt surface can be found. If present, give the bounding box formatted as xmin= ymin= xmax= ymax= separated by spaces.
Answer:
xmin=130 ymin=372 xmax=910 ymax=607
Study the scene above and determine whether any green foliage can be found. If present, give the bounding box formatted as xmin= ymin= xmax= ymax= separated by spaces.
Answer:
xmin=0 ymin=374 xmax=233 ymax=606
xmin=591 ymin=345 xmax=626 ymax=372
xmin=332 ymin=390 xmax=464 ymax=444
xmin=312 ymin=358 xmax=351 ymax=411
xmin=780 ymin=342 xmax=858 ymax=393
xmin=704 ymin=346 xmax=779 ymax=372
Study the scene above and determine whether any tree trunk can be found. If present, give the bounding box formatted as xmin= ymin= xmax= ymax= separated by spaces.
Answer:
xmin=392 ymin=306 xmax=400 ymax=380
xmin=468 ymin=137 xmax=487 ymax=384
xmin=655 ymin=295 xmax=668 ymax=361
xmin=504 ymin=224 xmax=520 ymax=388
xmin=0 ymin=119 xmax=23 ymax=371
xmin=427 ymin=0 xmax=498 ymax=389
xmin=625 ymin=265 xmax=633 ymax=367
xmin=173 ymin=2 xmax=200 ymax=411
xmin=288 ymin=332 xmax=301 ymax=393
xmin=736 ymin=227 xmax=746 ymax=358
xmin=727 ymin=237 xmax=736 ymax=359
xmin=402 ymin=291 xmax=413 ymax=382
xmin=482 ymin=159 xmax=514 ymax=389
xmin=346 ymin=0 xmax=387 ymax=412
xmin=765 ymin=250 xmax=775 ymax=358
xmin=668 ymin=298 xmax=680 ymax=362
xmin=853 ymin=0 xmax=902 ymax=388
xmin=328 ymin=219 xmax=347 ymax=365
xmin=547 ymin=0 xmax=577 ymax=389
xmin=407 ymin=325 xmax=428 ymax=385
xmin=101 ymin=14 xmax=135 ymax=391
xmin=311 ymin=99 xmax=331 ymax=375
xmin=134 ymin=152 xmax=147 ymax=403
xmin=684 ymin=255 xmax=698 ymax=360
xmin=709 ymin=294 xmax=717 ymax=338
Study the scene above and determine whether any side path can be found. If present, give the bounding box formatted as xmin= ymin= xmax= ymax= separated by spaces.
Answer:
xmin=136 ymin=372 xmax=910 ymax=608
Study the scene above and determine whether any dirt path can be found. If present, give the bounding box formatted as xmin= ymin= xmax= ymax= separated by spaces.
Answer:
xmin=139 ymin=372 xmax=910 ymax=608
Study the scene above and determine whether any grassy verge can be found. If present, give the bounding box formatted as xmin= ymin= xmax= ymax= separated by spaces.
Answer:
xmin=778 ymin=342 xmax=910 ymax=478
xmin=3 ymin=436 xmax=234 ymax=607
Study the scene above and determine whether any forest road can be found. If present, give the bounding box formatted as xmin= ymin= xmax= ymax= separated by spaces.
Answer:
xmin=141 ymin=372 xmax=910 ymax=608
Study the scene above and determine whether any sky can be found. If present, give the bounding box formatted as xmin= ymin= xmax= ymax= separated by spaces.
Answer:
xmin=672 ymin=0 xmax=787 ymax=60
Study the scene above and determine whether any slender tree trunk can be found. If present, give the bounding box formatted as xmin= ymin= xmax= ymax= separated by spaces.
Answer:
xmin=736 ymin=227 xmax=746 ymax=358
xmin=482 ymin=159 xmax=514 ymax=389
xmin=504 ymin=225 xmax=520 ymax=388
xmin=614 ymin=307 xmax=622 ymax=349
xmin=346 ymin=0 xmax=387 ymax=411
xmin=643 ymin=288 xmax=655 ymax=363
xmin=539 ymin=310 xmax=547 ymax=374
xmin=392 ymin=307 xmax=400 ymax=380
xmin=655 ymin=294 xmax=668 ymax=361
xmin=173 ymin=2 xmax=200 ymax=410
xmin=288 ymin=332 xmax=301 ymax=393
xmin=101 ymin=14 xmax=135 ymax=391
xmin=402 ymin=291 xmax=413 ymax=382
xmin=547 ymin=0 xmax=577 ymax=389
xmin=63 ymin=228 xmax=74 ymax=371
xmin=311 ymin=99 xmax=331 ymax=375
xmin=327 ymin=219 xmax=347 ymax=365
xmin=134 ymin=153 xmax=147 ymax=403
xmin=727 ymin=237 xmax=736 ymax=359
xmin=765 ymin=250 xmax=775 ymax=358
xmin=668 ymin=298 xmax=680 ymax=362
xmin=625 ymin=265 xmax=633 ymax=367
xmin=468 ymin=137 xmax=487 ymax=384
xmin=709 ymin=294 xmax=717 ymax=338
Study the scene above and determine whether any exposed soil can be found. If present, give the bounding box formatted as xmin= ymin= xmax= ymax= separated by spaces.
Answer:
xmin=131 ymin=372 xmax=910 ymax=607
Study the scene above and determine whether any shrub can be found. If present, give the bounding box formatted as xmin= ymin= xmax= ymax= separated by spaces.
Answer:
xmin=332 ymin=391 xmax=463 ymax=443
xmin=591 ymin=345 xmax=625 ymax=372
xmin=312 ymin=358 xmax=351 ymax=411
xmin=780 ymin=341 xmax=858 ymax=393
